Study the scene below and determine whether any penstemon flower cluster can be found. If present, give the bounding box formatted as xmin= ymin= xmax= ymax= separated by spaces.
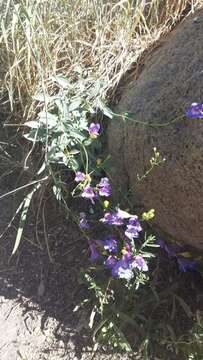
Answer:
xmin=74 ymin=120 xmax=198 ymax=284
xmin=73 ymin=123 xmax=152 ymax=284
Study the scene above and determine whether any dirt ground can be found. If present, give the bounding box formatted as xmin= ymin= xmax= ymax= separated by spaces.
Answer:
xmin=0 ymin=122 xmax=135 ymax=360
xmin=0 ymin=180 xmax=136 ymax=360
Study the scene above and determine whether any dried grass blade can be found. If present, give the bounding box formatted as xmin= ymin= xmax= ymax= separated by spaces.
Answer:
xmin=12 ymin=183 xmax=41 ymax=255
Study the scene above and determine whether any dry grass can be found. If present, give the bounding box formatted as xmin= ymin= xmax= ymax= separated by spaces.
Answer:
xmin=0 ymin=0 xmax=203 ymax=122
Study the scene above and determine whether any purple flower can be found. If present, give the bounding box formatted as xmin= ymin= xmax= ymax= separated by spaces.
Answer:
xmin=75 ymin=171 xmax=86 ymax=182
xmin=104 ymin=246 xmax=148 ymax=280
xmin=89 ymin=243 xmax=100 ymax=262
xmin=111 ymin=258 xmax=134 ymax=281
xmin=156 ymin=238 xmax=175 ymax=257
xmin=128 ymin=216 xmax=142 ymax=228
xmin=88 ymin=123 xmax=101 ymax=137
xmin=103 ymin=250 xmax=130 ymax=277
xmin=122 ymin=243 xmax=133 ymax=257
xmin=132 ymin=255 xmax=148 ymax=272
xmin=81 ymin=185 xmax=97 ymax=203
xmin=176 ymin=256 xmax=197 ymax=272
xmin=125 ymin=217 xmax=142 ymax=240
xmin=100 ymin=211 xmax=124 ymax=226
xmin=116 ymin=208 xmax=132 ymax=219
xmin=125 ymin=225 xmax=141 ymax=239
xmin=157 ymin=239 xmax=197 ymax=273
xmin=157 ymin=238 xmax=182 ymax=258
xmin=102 ymin=237 xmax=118 ymax=253
xmin=186 ymin=103 xmax=203 ymax=119
xmin=125 ymin=225 xmax=139 ymax=239
xmin=104 ymin=255 xmax=117 ymax=268
xmin=79 ymin=212 xmax=90 ymax=229
xmin=105 ymin=249 xmax=134 ymax=280
xmin=98 ymin=177 xmax=112 ymax=197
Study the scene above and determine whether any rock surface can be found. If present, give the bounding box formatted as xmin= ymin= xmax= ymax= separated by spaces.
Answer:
xmin=108 ymin=10 xmax=203 ymax=249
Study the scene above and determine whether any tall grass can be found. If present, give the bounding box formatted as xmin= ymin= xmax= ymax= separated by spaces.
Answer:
xmin=0 ymin=0 xmax=202 ymax=122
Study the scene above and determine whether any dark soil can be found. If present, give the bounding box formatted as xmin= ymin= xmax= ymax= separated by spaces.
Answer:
xmin=0 ymin=121 xmax=134 ymax=360
xmin=0 ymin=183 xmax=135 ymax=360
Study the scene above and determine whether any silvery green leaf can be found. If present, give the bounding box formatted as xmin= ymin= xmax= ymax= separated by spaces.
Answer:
xmin=83 ymin=138 xmax=92 ymax=146
xmin=23 ymin=128 xmax=46 ymax=142
xmin=38 ymin=111 xmax=58 ymax=128
xmin=69 ymin=158 xmax=79 ymax=170
xmin=64 ymin=156 xmax=79 ymax=170
xmin=78 ymin=82 xmax=85 ymax=92
xmin=71 ymin=110 xmax=81 ymax=119
xmin=89 ymin=307 xmax=96 ymax=329
xmin=24 ymin=120 xmax=40 ymax=129
xmin=69 ymin=129 xmax=86 ymax=141
xmin=86 ymin=103 xmax=96 ymax=114
xmin=69 ymin=98 xmax=82 ymax=112
xmin=51 ymin=75 xmax=70 ymax=88
xmin=78 ymin=117 xmax=88 ymax=130
xmin=69 ymin=149 xmax=80 ymax=155
xmin=90 ymin=79 xmax=102 ymax=97
xmin=55 ymin=98 xmax=64 ymax=114
xmin=58 ymin=133 xmax=70 ymax=147
xmin=53 ymin=185 xmax=62 ymax=201
xmin=97 ymin=98 xmax=113 ymax=119
xmin=48 ymin=148 xmax=64 ymax=162
xmin=33 ymin=93 xmax=53 ymax=103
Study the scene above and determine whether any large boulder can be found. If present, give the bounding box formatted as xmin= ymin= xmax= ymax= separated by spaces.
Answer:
xmin=108 ymin=10 xmax=203 ymax=249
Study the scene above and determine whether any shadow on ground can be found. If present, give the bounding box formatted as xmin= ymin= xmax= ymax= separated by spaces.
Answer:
xmin=0 ymin=124 xmax=128 ymax=360
xmin=0 ymin=122 xmax=202 ymax=360
xmin=0 ymin=188 xmax=94 ymax=359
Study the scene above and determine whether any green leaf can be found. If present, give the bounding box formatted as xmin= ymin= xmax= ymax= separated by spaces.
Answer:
xmin=23 ymin=127 xmax=47 ymax=142
xmin=175 ymin=295 xmax=193 ymax=318
xmin=111 ymin=322 xmax=132 ymax=352
xmin=69 ymin=98 xmax=82 ymax=112
xmin=54 ymin=98 xmax=64 ymax=114
xmin=33 ymin=93 xmax=53 ymax=103
xmin=51 ymin=75 xmax=70 ymax=88
xmin=89 ymin=306 xmax=97 ymax=329
xmin=83 ymin=138 xmax=92 ymax=146
xmin=69 ymin=149 xmax=80 ymax=155
xmin=65 ymin=157 xmax=79 ymax=170
xmin=77 ymin=116 xmax=88 ymax=130
xmin=24 ymin=120 xmax=40 ymax=129
xmin=47 ymin=148 xmax=64 ymax=163
xmin=23 ymin=129 xmax=38 ymax=142
xmin=69 ymin=129 xmax=86 ymax=142
xmin=53 ymin=184 xmax=62 ymax=201
xmin=97 ymin=98 xmax=114 ymax=119
xmin=38 ymin=111 xmax=58 ymax=128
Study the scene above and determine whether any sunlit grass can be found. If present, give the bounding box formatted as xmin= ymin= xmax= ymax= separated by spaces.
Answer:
xmin=0 ymin=0 xmax=202 ymax=121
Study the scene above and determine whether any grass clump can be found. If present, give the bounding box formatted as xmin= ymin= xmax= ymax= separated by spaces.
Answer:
xmin=0 ymin=0 xmax=202 ymax=121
